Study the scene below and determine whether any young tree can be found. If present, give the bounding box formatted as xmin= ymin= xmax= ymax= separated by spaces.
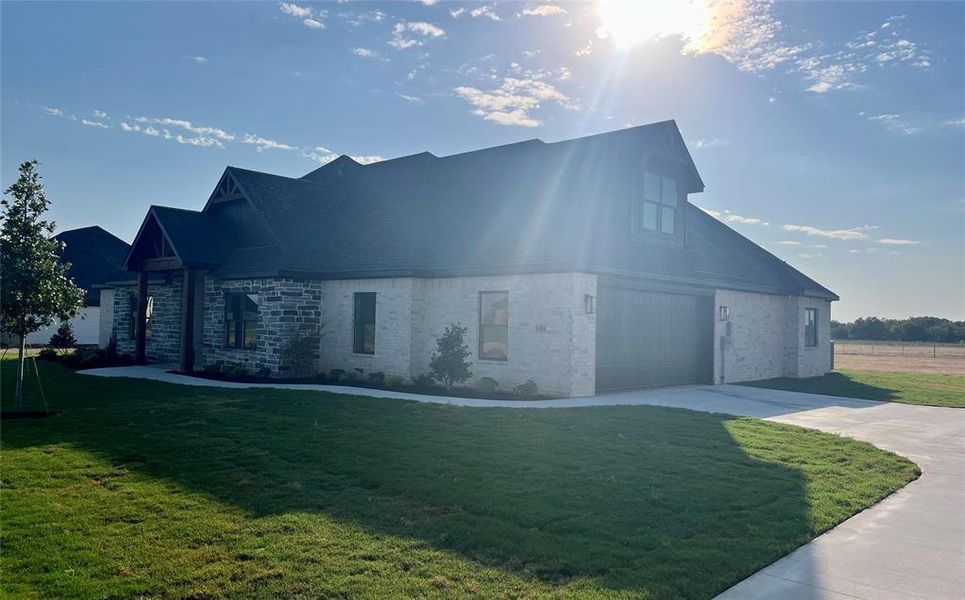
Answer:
xmin=1 ymin=161 xmax=85 ymax=411
xmin=48 ymin=321 xmax=78 ymax=355
xmin=429 ymin=323 xmax=473 ymax=388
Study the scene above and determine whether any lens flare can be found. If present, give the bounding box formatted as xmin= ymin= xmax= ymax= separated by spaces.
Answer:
xmin=597 ymin=0 xmax=709 ymax=49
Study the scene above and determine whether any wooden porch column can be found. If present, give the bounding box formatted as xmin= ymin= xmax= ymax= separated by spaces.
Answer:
xmin=179 ymin=268 xmax=197 ymax=372
xmin=135 ymin=271 xmax=148 ymax=365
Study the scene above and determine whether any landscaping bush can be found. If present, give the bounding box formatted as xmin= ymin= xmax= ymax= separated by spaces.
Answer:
xmin=226 ymin=363 xmax=249 ymax=379
xmin=412 ymin=373 xmax=436 ymax=391
xmin=37 ymin=348 xmax=59 ymax=361
xmin=48 ymin=322 xmax=77 ymax=355
xmin=367 ymin=371 xmax=386 ymax=386
xmin=281 ymin=332 xmax=319 ymax=378
xmin=338 ymin=370 xmax=359 ymax=384
xmin=329 ymin=369 xmax=345 ymax=381
xmin=475 ymin=377 xmax=499 ymax=393
xmin=384 ymin=374 xmax=404 ymax=389
xmin=513 ymin=380 xmax=539 ymax=396
xmin=429 ymin=323 xmax=473 ymax=388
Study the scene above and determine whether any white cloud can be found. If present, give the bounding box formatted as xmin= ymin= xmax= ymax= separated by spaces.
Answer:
xmin=134 ymin=116 xmax=235 ymax=147
xmin=279 ymin=2 xmax=312 ymax=19
xmin=797 ymin=252 xmax=821 ymax=259
xmin=352 ymin=47 xmax=379 ymax=58
xmin=470 ymin=5 xmax=500 ymax=21
xmin=303 ymin=148 xmax=383 ymax=165
xmin=726 ymin=214 xmax=767 ymax=225
xmin=351 ymin=155 xmax=384 ymax=164
xmin=242 ymin=134 xmax=296 ymax=152
xmin=93 ymin=109 xmax=108 ymax=118
xmin=943 ymin=117 xmax=965 ymax=127
xmin=877 ymin=238 xmax=919 ymax=245
xmin=519 ymin=5 xmax=567 ymax=17
xmin=279 ymin=3 xmax=326 ymax=30
xmin=188 ymin=56 xmax=209 ymax=64
xmin=120 ymin=122 xmax=140 ymax=132
xmin=396 ymin=92 xmax=422 ymax=103
xmin=777 ymin=241 xmax=801 ymax=245
xmin=575 ymin=40 xmax=593 ymax=56
xmin=692 ymin=137 xmax=730 ymax=149
xmin=80 ymin=119 xmax=110 ymax=129
xmin=455 ymin=77 xmax=575 ymax=128
xmin=389 ymin=21 xmax=445 ymax=49
xmin=698 ymin=207 xmax=722 ymax=219
xmin=43 ymin=106 xmax=64 ymax=117
xmin=782 ymin=223 xmax=875 ymax=240
xmin=867 ymin=113 xmax=920 ymax=135
xmin=417 ymin=0 xmax=439 ymax=5
xmin=679 ymin=2 xmax=927 ymax=96
xmin=449 ymin=8 xmax=466 ymax=18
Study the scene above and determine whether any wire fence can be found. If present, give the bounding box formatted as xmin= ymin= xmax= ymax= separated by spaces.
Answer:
xmin=834 ymin=340 xmax=965 ymax=359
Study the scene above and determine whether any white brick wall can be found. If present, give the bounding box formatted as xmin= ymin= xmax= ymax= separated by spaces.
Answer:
xmin=714 ymin=289 xmax=832 ymax=383
xmin=318 ymin=273 xmax=597 ymax=396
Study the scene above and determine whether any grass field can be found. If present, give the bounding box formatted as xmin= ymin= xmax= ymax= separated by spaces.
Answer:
xmin=742 ymin=369 xmax=965 ymax=408
xmin=1 ymin=360 xmax=919 ymax=599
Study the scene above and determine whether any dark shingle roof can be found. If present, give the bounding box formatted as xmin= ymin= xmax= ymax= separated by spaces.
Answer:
xmin=130 ymin=121 xmax=836 ymax=300
xmin=55 ymin=226 xmax=130 ymax=304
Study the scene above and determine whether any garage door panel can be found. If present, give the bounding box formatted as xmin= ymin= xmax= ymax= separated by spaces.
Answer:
xmin=596 ymin=287 xmax=713 ymax=391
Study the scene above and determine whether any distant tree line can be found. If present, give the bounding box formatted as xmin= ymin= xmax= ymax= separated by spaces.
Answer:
xmin=831 ymin=317 xmax=965 ymax=344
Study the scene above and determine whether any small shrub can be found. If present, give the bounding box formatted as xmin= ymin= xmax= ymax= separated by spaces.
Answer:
xmin=329 ymin=368 xmax=345 ymax=381
xmin=475 ymin=377 xmax=499 ymax=393
xmin=105 ymin=333 xmax=119 ymax=361
xmin=367 ymin=371 xmax=386 ymax=386
xmin=338 ymin=370 xmax=359 ymax=384
xmin=226 ymin=363 xmax=249 ymax=379
xmin=281 ymin=331 xmax=318 ymax=377
xmin=255 ymin=366 xmax=272 ymax=378
xmin=412 ymin=373 xmax=436 ymax=390
xmin=76 ymin=347 xmax=104 ymax=367
xmin=37 ymin=348 xmax=59 ymax=361
xmin=429 ymin=323 xmax=473 ymax=388
xmin=513 ymin=380 xmax=539 ymax=396
xmin=385 ymin=375 xmax=404 ymax=389
xmin=48 ymin=322 xmax=77 ymax=355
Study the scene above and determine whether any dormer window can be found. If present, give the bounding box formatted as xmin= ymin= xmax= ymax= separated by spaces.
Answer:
xmin=637 ymin=171 xmax=677 ymax=235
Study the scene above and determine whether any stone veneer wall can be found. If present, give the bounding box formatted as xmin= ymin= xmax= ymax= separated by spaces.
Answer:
xmin=98 ymin=288 xmax=115 ymax=349
xmin=202 ymin=278 xmax=323 ymax=375
xmin=317 ymin=273 xmax=597 ymax=397
xmin=714 ymin=289 xmax=832 ymax=383
xmin=111 ymin=278 xmax=183 ymax=364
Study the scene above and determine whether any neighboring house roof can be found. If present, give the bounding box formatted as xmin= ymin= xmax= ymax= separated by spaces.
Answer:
xmin=120 ymin=121 xmax=837 ymax=300
xmin=55 ymin=226 xmax=131 ymax=305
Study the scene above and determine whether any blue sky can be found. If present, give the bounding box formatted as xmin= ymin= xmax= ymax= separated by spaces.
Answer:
xmin=2 ymin=1 xmax=963 ymax=321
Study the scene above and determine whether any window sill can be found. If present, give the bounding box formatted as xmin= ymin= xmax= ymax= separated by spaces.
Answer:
xmin=352 ymin=352 xmax=375 ymax=357
xmin=478 ymin=357 xmax=509 ymax=364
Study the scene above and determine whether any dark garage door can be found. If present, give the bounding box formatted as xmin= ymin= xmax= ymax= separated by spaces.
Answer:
xmin=595 ymin=287 xmax=714 ymax=391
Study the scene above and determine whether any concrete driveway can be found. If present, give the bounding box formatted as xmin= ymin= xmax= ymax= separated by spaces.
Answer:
xmin=82 ymin=367 xmax=965 ymax=599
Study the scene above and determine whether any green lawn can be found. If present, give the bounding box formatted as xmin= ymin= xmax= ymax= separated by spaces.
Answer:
xmin=1 ymin=361 xmax=919 ymax=599
xmin=742 ymin=369 xmax=965 ymax=408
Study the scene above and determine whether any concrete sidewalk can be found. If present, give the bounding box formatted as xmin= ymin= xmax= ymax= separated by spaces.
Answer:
xmin=80 ymin=366 xmax=965 ymax=599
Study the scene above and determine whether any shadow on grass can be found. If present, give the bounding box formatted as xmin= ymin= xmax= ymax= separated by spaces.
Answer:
xmin=742 ymin=371 xmax=898 ymax=402
xmin=2 ymin=361 xmax=829 ymax=598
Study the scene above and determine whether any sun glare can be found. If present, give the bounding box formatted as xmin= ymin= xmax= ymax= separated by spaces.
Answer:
xmin=597 ymin=0 xmax=708 ymax=49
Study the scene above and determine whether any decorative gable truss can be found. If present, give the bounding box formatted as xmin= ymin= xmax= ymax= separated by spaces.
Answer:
xmin=207 ymin=170 xmax=245 ymax=205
